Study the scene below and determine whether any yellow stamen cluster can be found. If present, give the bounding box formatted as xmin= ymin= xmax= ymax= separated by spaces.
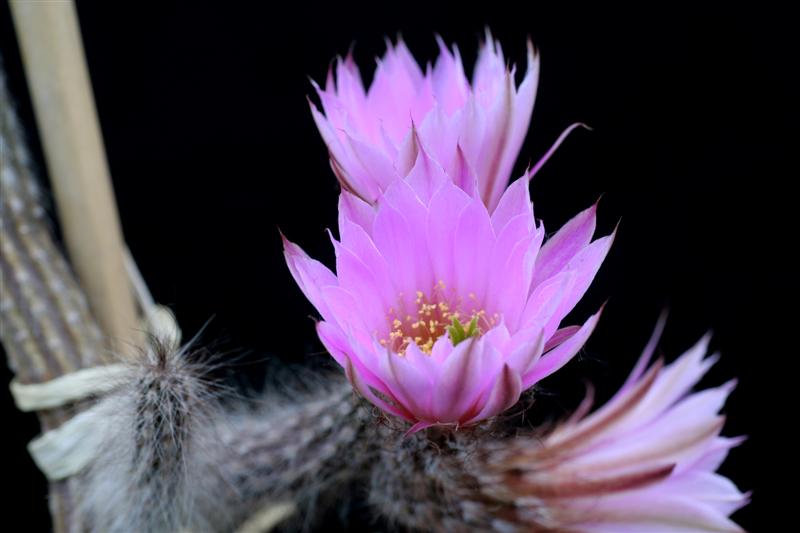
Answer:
xmin=379 ymin=281 xmax=498 ymax=355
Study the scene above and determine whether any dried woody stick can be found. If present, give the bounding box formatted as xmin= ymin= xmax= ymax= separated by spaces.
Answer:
xmin=9 ymin=0 xmax=138 ymax=356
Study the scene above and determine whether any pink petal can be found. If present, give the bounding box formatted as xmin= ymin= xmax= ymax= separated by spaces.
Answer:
xmin=629 ymin=335 xmax=715 ymax=424
xmin=487 ymin=222 xmax=540 ymax=329
xmin=528 ymin=122 xmax=589 ymax=179
xmin=490 ymin=174 xmax=535 ymax=234
xmin=553 ymin=230 xmax=616 ymax=317
xmin=372 ymin=200 xmax=419 ymax=300
xmin=330 ymin=236 xmax=390 ymax=333
xmin=404 ymin=420 xmax=435 ymax=436
xmin=319 ymin=285 xmax=371 ymax=339
xmin=431 ymin=36 xmax=470 ymax=114
xmin=426 ymin=181 xmax=472 ymax=287
xmin=522 ymin=306 xmax=604 ymax=388
xmin=282 ymin=234 xmax=338 ymax=321
xmin=308 ymin=97 xmax=349 ymax=166
xmin=621 ymin=309 xmax=668 ymax=392
xmin=531 ymin=200 xmax=598 ymax=289
xmin=450 ymin=144 xmax=479 ymax=199
xmin=343 ymin=354 xmax=413 ymax=422
xmin=338 ymin=191 xmax=376 ymax=236
xmin=405 ymin=143 xmax=449 ymax=203
xmin=505 ymin=329 xmax=546 ymax=377
xmin=378 ymin=344 xmax=435 ymax=419
xmin=431 ymin=336 xmax=503 ymax=422
xmin=333 ymin=55 xmax=369 ymax=129
xmin=473 ymin=30 xmax=506 ymax=96
xmin=318 ymin=322 xmax=397 ymax=406
xmin=336 ymin=217 xmax=395 ymax=307
xmin=494 ymin=41 xmax=540 ymax=205
xmin=379 ymin=180 xmax=434 ymax=293
xmin=569 ymin=492 xmax=744 ymax=533
xmin=519 ymin=270 xmax=576 ymax=335
xmin=453 ymin=197 xmax=495 ymax=305
xmin=416 ymin=106 xmax=461 ymax=176
xmin=394 ymin=124 xmax=420 ymax=177
xmin=345 ymin=132 xmax=400 ymax=196
xmin=544 ymin=325 xmax=581 ymax=352
xmin=466 ymin=364 xmax=522 ymax=424
xmin=315 ymin=320 xmax=350 ymax=368
xmin=477 ymin=71 xmax=515 ymax=210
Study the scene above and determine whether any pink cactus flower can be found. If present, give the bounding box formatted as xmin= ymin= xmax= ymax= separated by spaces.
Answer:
xmin=309 ymin=32 xmax=550 ymax=211
xmin=283 ymin=159 xmax=614 ymax=432
xmin=490 ymin=324 xmax=749 ymax=532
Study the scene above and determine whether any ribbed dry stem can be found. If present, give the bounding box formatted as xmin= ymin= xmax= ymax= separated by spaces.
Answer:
xmin=1 ymin=61 xmax=108 ymax=532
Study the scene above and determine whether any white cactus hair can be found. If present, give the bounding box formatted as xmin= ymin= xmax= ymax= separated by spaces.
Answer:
xmin=78 ymin=333 xmax=228 ymax=532
xmin=78 ymin=329 xmax=378 ymax=532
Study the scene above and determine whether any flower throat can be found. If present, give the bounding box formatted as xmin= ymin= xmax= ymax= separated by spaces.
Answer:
xmin=380 ymin=281 xmax=498 ymax=355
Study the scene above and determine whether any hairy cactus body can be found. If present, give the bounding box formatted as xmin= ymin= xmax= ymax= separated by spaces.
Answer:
xmin=79 ymin=336 xmax=376 ymax=532
xmin=80 ymin=337 xmax=221 ymax=532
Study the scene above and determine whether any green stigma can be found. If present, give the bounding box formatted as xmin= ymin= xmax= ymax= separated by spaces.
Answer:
xmin=447 ymin=316 xmax=480 ymax=346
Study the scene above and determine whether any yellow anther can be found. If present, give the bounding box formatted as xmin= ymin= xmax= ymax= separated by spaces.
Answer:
xmin=385 ymin=285 xmax=492 ymax=356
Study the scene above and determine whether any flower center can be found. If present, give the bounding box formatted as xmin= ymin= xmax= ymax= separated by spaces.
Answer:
xmin=379 ymin=281 xmax=498 ymax=355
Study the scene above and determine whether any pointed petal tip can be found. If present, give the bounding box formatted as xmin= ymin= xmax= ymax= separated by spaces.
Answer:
xmin=324 ymin=226 xmax=338 ymax=244
xmin=434 ymin=32 xmax=448 ymax=53
xmin=721 ymin=377 xmax=739 ymax=395
xmin=278 ymin=227 xmax=291 ymax=247
xmin=462 ymin=363 xmax=523 ymax=425
xmin=656 ymin=306 xmax=670 ymax=327
xmin=694 ymin=332 xmax=715 ymax=359
xmin=346 ymin=40 xmax=357 ymax=59
xmin=610 ymin=218 xmax=621 ymax=240
xmin=307 ymin=76 xmax=322 ymax=93
xmin=529 ymin=122 xmax=592 ymax=178
xmin=312 ymin=319 xmax=327 ymax=335
xmin=482 ymin=26 xmax=494 ymax=46
xmin=731 ymin=434 xmax=748 ymax=447
xmin=404 ymin=420 xmax=434 ymax=437
xmin=525 ymin=37 xmax=541 ymax=66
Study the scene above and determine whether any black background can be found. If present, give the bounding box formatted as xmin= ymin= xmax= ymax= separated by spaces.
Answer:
xmin=1 ymin=2 xmax=794 ymax=531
